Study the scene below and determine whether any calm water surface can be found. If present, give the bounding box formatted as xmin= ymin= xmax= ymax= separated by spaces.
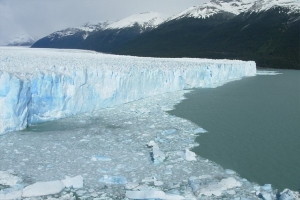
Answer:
xmin=169 ymin=69 xmax=300 ymax=191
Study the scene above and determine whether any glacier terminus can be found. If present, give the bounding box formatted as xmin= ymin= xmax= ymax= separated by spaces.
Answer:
xmin=0 ymin=47 xmax=256 ymax=135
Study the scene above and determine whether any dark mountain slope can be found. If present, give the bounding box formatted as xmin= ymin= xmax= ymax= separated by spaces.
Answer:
xmin=32 ymin=30 xmax=86 ymax=49
xmin=81 ymin=25 xmax=144 ymax=53
xmin=115 ymin=8 xmax=300 ymax=69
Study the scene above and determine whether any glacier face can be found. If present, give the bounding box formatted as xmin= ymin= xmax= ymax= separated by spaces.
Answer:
xmin=0 ymin=47 xmax=256 ymax=135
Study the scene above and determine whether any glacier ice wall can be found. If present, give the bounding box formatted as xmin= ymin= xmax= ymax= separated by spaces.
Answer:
xmin=0 ymin=47 xmax=256 ymax=134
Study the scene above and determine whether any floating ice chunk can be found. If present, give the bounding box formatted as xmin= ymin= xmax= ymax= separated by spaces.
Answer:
xmin=0 ymin=171 xmax=20 ymax=186
xmin=161 ymin=129 xmax=177 ymax=135
xmin=188 ymin=176 xmax=202 ymax=193
xmin=256 ymin=70 xmax=282 ymax=75
xmin=147 ymin=141 xmax=166 ymax=163
xmin=98 ymin=175 xmax=127 ymax=185
xmin=220 ymin=177 xmax=242 ymax=188
xmin=199 ymin=177 xmax=241 ymax=196
xmin=261 ymin=184 xmax=272 ymax=191
xmin=279 ymin=189 xmax=300 ymax=200
xmin=258 ymin=192 xmax=273 ymax=200
xmin=91 ymin=155 xmax=112 ymax=161
xmin=126 ymin=190 xmax=184 ymax=200
xmin=227 ymin=190 xmax=236 ymax=195
xmin=61 ymin=175 xmax=83 ymax=188
xmin=154 ymin=180 xmax=164 ymax=186
xmin=225 ymin=169 xmax=236 ymax=175
xmin=152 ymin=144 xmax=166 ymax=164
xmin=180 ymin=148 xmax=196 ymax=161
xmin=193 ymin=127 xmax=207 ymax=134
xmin=0 ymin=190 xmax=22 ymax=200
xmin=22 ymin=180 xmax=65 ymax=197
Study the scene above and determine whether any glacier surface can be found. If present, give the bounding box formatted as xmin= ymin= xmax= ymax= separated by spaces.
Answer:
xmin=0 ymin=47 xmax=256 ymax=135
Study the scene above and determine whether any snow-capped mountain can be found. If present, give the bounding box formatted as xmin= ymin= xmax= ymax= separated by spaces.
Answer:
xmin=47 ymin=21 xmax=111 ymax=40
xmin=40 ymin=12 xmax=167 ymax=42
xmin=168 ymin=0 xmax=300 ymax=20
xmin=115 ymin=0 xmax=299 ymax=69
xmin=3 ymin=33 xmax=35 ymax=46
xmin=32 ymin=12 xmax=168 ymax=50
xmin=107 ymin=12 xmax=168 ymax=32
xmin=32 ymin=1 xmax=299 ymax=69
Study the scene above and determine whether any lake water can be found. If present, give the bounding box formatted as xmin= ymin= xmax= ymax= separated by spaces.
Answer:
xmin=169 ymin=69 xmax=300 ymax=191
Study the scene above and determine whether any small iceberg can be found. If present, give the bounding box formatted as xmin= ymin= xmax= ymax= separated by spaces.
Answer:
xmin=98 ymin=175 xmax=127 ymax=185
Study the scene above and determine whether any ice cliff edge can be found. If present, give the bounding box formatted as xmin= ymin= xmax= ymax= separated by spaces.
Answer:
xmin=0 ymin=47 xmax=256 ymax=135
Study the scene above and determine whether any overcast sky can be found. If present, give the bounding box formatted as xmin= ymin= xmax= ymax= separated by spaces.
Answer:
xmin=0 ymin=0 xmax=208 ymax=44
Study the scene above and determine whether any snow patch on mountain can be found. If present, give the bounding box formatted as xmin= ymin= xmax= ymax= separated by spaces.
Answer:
xmin=76 ymin=21 xmax=112 ymax=32
xmin=107 ymin=12 xmax=168 ymax=31
xmin=44 ymin=12 xmax=168 ymax=40
xmin=47 ymin=21 xmax=111 ymax=40
xmin=248 ymin=0 xmax=300 ymax=13
xmin=169 ymin=0 xmax=299 ymax=20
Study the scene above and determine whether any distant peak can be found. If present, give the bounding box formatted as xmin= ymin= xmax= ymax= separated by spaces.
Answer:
xmin=106 ymin=12 xmax=169 ymax=31
xmin=168 ymin=0 xmax=299 ymax=20
xmin=4 ymin=33 xmax=35 ymax=46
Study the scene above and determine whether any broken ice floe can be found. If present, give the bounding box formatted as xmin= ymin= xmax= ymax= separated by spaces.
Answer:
xmin=193 ymin=127 xmax=207 ymax=134
xmin=22 ymin=180 xmax=65 ymax=197
xmin=279 ymin=189 xmax=300 ymax=200
xmin=99 ymin=175 xmax=127 ymax=185
xmin=148 ymin=141 xmax=166 ymax=164
xmin=61 ymin=175 xmax=83 ymax=189
xmin=0 ymin=173 xmax=86 ymax=199
xmin=161 ymin=129 xmax=177 ymax=135
xmin=182 ymin=148 xmax=197 ymax=161
xmin=126 ymin=190 xmax=185 ymax=200
xmin=225 ymin=169 xmax=237 ymax=175
xmin=0 ymin=171 xmax=20 ymax=186
xmin=256 ymin=70 xmax=282 ymax=75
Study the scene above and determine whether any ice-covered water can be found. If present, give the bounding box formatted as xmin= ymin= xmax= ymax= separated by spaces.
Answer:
xmin=0 ymin=90 xmax=281 ymax=199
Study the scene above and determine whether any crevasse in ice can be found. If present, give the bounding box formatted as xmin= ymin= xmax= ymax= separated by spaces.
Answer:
xmin=0 ymin=47 xmax=256 ymax=135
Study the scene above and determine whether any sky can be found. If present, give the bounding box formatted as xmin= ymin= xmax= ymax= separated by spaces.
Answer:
xmin=0 ymin=0 xmax=208 ymax=44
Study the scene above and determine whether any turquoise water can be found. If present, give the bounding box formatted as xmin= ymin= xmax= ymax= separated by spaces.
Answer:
xmin=169 ymin=69 xmax=300 ymax=191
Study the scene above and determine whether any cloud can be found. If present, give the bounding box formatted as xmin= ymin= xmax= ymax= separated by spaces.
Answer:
xmin=0 ymin=0 xmax=207 ymax=43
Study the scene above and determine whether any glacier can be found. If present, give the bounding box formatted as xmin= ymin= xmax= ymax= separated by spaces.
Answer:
xmin=0 ymin=47 xmax=256 ymax=135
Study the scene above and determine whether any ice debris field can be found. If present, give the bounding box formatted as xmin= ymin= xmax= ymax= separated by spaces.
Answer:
xmin=0 ymin=47 xmax=298 ymax=199
xmin=2 ymin=91 xmax=298 ymax=200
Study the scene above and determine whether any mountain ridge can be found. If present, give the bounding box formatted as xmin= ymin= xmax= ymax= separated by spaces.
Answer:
xmin=31 ymin=0 xmax=300 ymax=69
